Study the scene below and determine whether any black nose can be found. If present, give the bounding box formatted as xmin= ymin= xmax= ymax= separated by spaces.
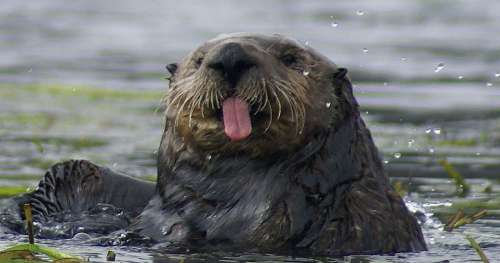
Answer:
xmin=207 ymin=43 xmax=256 ymax=86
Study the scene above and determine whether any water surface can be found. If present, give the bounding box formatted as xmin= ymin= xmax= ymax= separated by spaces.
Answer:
xmin=1 ymin=0 xmax=499 ymax=262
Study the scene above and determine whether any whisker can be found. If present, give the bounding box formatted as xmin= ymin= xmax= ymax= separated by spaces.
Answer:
xmin=258 ymin=79 xmax=268 ymax=113
xmin=274 ymin=78 xmax=308 ymax=134
xmin=274 ymin=80 xmax=295 ymax=121
xmin=263 ymin=81 xmax=273 ymax=133
xmin=215 ymin=89 xmax=222 ymax=109
xmin=270 ymin=85 xmax=282 ymax=120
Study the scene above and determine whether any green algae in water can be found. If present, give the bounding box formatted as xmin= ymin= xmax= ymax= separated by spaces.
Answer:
xmin=0 ymin=186 xmax=30 ymax=198
xmin=142 ymin=175 xmax=157 ymax=182
xmin=438 ymin=159 xmax=471 ymax=197
xmin=434 ymin=138 xmax=478 ymax=147
xmin=32 ymin=140 xmax=45 ymax=153
xmin=0 ymin=113 xmax=56 ymax=130
xmin=8 ymin=136 xmax=108 ymax=150
xmin=0 ymin=243 xmax=85 ymax=263
xmin=0 ymin=83 xmax=162 ymax=101
xmin=431 ymin=198 xmax=500 ymax=224
xmin=392 ymin=180 xmax=408 ymax=197
xmin=0 ymin=204 xmax=85 ymax=262
xmin=465 ymin=235 xmax=491 ymax=263
xmin=447 ymin=197 xmax=500 ymax=211
xmin=106 ymin=250 xmax=116 ymax=262
xmin=28 ymin=159 xmax=55 ymax=170
xmin=444 ymin=209 xmax=487 ymax=232
xmin=0 ymin=174 xmax=41 ymax=181
xmin=0 ymin=249 xmax=44 ymax=263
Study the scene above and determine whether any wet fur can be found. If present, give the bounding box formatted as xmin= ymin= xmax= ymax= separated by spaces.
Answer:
xmin=133 ymin=76 xmax=426 ymax=255
xmin=134 ymin=33 xmax=426 ymax=254
xmin=7 ymin=33 xmax=426 ymax=256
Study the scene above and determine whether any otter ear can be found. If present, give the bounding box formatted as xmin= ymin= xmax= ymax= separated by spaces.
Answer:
xmin=166 ymin=63 xmax=178 ymax=76
xmin=333 ymin=67 xmax=348 ymax=79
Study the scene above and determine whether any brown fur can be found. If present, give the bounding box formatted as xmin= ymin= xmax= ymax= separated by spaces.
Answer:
xmin=10 ymin=33 xmax=426 ymax=256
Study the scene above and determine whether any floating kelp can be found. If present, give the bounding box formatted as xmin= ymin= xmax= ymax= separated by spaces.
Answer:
xmin=465 ymin=235 xmax=490 ymax=263
xmin=0 ymin=204 xmax=85 ymax=263
xmin=438 ymin=159 xmax=471 ymax=197
xmin=0 ymin=244 xmax=85 ymax=263
xmin=444 ymin=209 xmax=487 ymax=232
xmin=392 ymin=180 xmax=408 ymax=197
xmin=106 ymin=250 xmax=116 ymax=261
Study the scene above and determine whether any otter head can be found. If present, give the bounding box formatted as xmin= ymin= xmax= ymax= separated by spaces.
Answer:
xmin=163 ymin=33 xmax=357 ymax=157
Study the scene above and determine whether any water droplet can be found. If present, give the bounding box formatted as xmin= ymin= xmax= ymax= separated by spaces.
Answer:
xmin=330 ymin=22 xmax=338 ymax=27
xmin=433 ymin=128 xmax=441 ymax=135
xmin=161 ymin=226 xmax=169 ymax=235
xmin=384 ymin=160 xmax=389 ymax=164
xmin=400 ymin=57 xmax=407 ymax=62
xmin=429 ymin=148 xmax=435 ymax=153
xmin=486 ymin=82 xmax=493 ymax=87
xmin=475 ymin=152 xmax=481 ymax=156
xmin=325 ymin=102 xmax=331 ymax=108
xmin=495 ymin=72 xmax=500 ymax=78
xmin=394 ymin=152 xmax=402 ymax=159
xmin=362 ymin=48 xmax=368 ymax=53
xmin=356 ymin=10 xmax=365 ymax=16
xmin=365 ymin=111 xmax=369 ymax=115
xmin=303 ymin=71 xmax=310 ymax=76
xmin=383 ymin=82 xmax=388 ymax=86
xmin=112 ymin=163 xmax=118 ymax=167
xmin=73 ymin=232 xmax=91 ymax=240
xmin=408 ymin=139 xmax=415 ymax=147
xmin=458 ymin=75 xmax=464 ymax=80
xmin=206 ymin=155 xmax=212 ymax=160
xmin=304 ymin=41 xmax=310 ymax=46
xmin=434 ymin=63 xmax=445 ymax=73
xmin=425 ymin=128 xmax=432 ymax=134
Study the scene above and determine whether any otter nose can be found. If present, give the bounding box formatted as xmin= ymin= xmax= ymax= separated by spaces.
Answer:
xmin=207 ymin=43 xmax=256 ymax=86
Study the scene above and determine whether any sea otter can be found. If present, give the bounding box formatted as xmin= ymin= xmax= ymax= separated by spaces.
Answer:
xmin=7 ymin=33 xmax=426 ymax=256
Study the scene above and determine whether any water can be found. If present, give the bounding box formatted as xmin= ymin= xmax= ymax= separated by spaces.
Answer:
xmin=1 ymin=0 xmax=500 ymax=262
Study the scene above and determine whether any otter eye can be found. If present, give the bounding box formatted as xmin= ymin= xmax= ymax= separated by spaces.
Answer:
xmin=195 ymin=57 xmax=204 ymax=67
xmin=166 ymin=63 xmax=178 ymax=75
xmin=280 ymin=54 xmax=297 ymax=67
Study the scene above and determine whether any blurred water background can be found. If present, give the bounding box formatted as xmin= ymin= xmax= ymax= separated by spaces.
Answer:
xmin=1 ymin=0 xmax=500 ymax=262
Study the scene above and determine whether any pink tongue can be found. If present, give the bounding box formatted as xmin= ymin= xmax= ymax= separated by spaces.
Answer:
xmin=222 ymin=97 xmax=252 ymax=141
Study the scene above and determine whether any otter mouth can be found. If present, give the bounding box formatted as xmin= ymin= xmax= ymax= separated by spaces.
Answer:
xmin=166 ymin=39 xmax=310 ymax=143
xmin=221 ymin=97 xmax=252 ymax=141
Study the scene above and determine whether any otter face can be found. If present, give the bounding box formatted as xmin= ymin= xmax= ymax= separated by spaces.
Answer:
xmin=164 ymin=33 xmax=352 ymax=156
